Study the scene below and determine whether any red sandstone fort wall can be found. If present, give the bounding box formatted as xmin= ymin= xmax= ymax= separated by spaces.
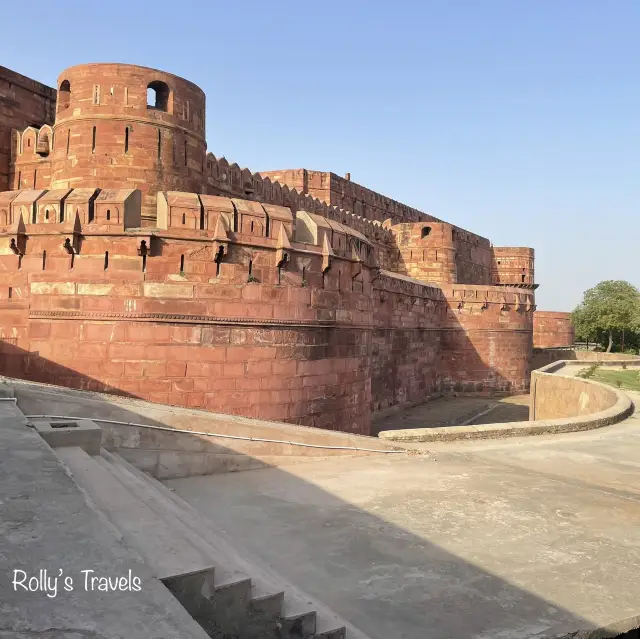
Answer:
xmin=0 ymin=203 xmax=375 ymax=433
xmin=533 ymin=311 xmax=574 ymax=348
xmin=0 ymin=62 xmax=541 ymax=435
xmin=0 ymin=187 xmax=535 ymax=434
xmin=370 ymin=275 xmax=445 ymax=413
xmin=0 ymin=66 xmax=56 ymax=193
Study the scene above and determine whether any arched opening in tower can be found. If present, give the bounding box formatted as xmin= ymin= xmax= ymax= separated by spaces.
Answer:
xmin=58 ymin=80 xmax=71 ymax=110
xmin=147 ymin=81 xmax=171 ymax=112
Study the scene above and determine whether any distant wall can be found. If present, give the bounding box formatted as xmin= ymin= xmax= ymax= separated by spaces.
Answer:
xmin=533 ymin=311 xmax=574 ymax=348
xmin=259 ymin=169 xmax=441 ymax=224
xmin=0 ymin=66 xmax=56 ymax=193
xmin=532 ymin=348 xmax=640 ymax=370
xmin=389 ymin=222 xmax=493 ymax=286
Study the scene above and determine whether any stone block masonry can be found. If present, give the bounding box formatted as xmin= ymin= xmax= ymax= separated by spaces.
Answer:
xmin=533 ymin=311 xmax=574 ymax=348
xmin=0 ymin=62 xmax=545 ymax=435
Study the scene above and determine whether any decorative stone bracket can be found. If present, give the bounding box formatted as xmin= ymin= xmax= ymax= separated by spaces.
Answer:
xmin=5 ymin=213 xmax=26 ymax=255
xmin=276 ymin=225 xmax=291 ymax=269
xmin=63 ymin=237 xmax=78 ymax=255
xmin=212 ymin=216 xmax=230 ymax=264
xmin=321 ymin=234 xmax=334 ymax=274
xmin=10 ymin=237 xmax=24 ymax=256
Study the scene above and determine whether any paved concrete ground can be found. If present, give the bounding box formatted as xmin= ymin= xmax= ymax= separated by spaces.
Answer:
xmin=373 ymin=394 xmax=530 ymax=435
xmin=168 ymin=392 xmax=640 ymax=639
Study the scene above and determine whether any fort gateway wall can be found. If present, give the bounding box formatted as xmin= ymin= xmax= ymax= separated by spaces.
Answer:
xmin=1 ymin=63 xmax=539 ymax=435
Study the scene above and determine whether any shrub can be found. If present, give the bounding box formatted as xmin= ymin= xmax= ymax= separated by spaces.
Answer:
xmin=577 ymin=364 xmax=599 ymax=379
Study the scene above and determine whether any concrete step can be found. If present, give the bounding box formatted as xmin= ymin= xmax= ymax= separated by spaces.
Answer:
xmin=55 ymin=446 xmax=215 ymax=581
xmin=97 ymin=451 xmax=249 ymax=586
xmin=281 ymin=609 xmax=317 ymax=639
xmin=106 ymin=450 xmax=353 ymax=639
xmin=98 ymin=449 xmax=284 ymax=639
xmin=314 ymin=622 xmax=347 ymax=639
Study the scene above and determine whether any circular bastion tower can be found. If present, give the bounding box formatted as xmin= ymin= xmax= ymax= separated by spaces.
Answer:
xmin=50 ymin=63 xmax=207 ymax=225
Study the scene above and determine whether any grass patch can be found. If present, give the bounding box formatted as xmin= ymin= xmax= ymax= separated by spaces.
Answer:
xmin=590 ymin=369 xmax=640 ymax=392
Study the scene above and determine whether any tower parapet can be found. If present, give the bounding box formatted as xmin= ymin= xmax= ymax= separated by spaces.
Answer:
xmin=50 ymin=64 xmax=206 ymax=224
xmin=491 ymin=247 xmax=536 ymax=288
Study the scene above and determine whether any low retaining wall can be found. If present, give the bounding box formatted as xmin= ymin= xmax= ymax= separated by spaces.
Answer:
xmin=99 ymin=416 xmax=402 ymax=479
xmin=530 ymin=362 xmax=627 ymax=420
xmin=379 ymin=360 xmax=634 ymax=442
xmin=10 ymin=377 xmax=402 ymax=478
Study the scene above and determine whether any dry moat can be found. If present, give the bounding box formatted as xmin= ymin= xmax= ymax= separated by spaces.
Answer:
xmin=372 ymin=394 xmax=530 ymax=436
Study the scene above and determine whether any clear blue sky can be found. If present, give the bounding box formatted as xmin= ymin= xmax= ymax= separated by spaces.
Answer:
xmin=3 ymin=1 xmax=638 ymax=311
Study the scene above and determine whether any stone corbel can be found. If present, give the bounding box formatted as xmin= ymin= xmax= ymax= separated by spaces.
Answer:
xmin=501 ymin=296 xmax=509 ymax=311
xmin=321 ymin=234 xmax=334 ymax=274
xmin=480 ymin=301 xmax=489 ymax=311
xmin=10 ymin=237 xmax=24 ymax=256
xmin=275 ymin=224 xmax=291 ymax=269
xmin=62 ymin=237 xmax=77 ymax=255
xmin=212 ymin=215 xmax=230 ymax=264
xmin=7 ymin=211 xmax=26 ymax=255
xmin=369 ymin=265 xmax=381 ymax=283
xmin=137 ymin=239 xmax=149 ymax=257
xmin=350 ymin=239 xmax=361 ymax=263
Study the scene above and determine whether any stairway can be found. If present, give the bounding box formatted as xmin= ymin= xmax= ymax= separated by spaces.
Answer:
xmin=55 ymin=445 xmax=358 ymax=639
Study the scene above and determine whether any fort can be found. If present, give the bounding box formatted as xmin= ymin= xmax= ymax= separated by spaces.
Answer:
xmin=0 ymin=62 xmax=571 ymax=435
xmin=4 ymin=61 xmax=640 ymax=639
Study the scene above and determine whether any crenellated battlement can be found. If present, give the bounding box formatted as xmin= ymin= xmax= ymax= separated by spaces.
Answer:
xmin=259 ymin=168 xmax=445 ymax=224
xmin=203 ymin=153 xmax=396 ymax=251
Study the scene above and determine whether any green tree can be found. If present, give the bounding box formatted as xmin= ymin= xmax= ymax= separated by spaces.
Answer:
xmin=572 ymin=280 xmax=640 ymax=352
